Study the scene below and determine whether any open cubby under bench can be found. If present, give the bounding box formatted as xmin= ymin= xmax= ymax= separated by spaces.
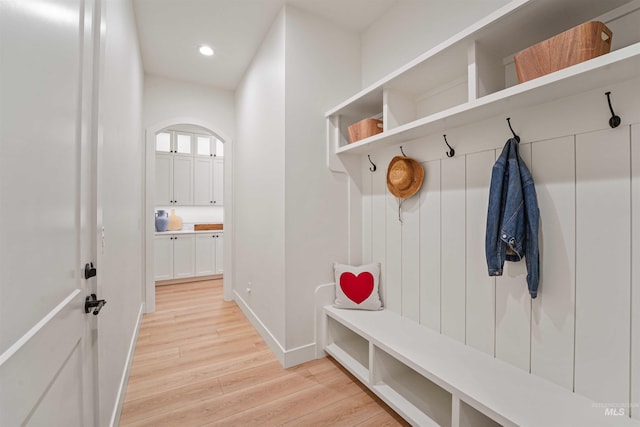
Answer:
xmin=323 ymin=305 xmax=639 ymax=427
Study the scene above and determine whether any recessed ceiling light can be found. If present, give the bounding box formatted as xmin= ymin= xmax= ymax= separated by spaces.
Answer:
xmin=199 ymin=45 xmax=214 ymax=56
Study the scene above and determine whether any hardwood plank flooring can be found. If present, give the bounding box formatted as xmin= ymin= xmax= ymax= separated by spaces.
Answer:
xmin=119 ymin=279 xmax=409 ymax=426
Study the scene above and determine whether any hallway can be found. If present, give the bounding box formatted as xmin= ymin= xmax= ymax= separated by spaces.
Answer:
xmin=119 ymin=280 xmax=408 ymax=426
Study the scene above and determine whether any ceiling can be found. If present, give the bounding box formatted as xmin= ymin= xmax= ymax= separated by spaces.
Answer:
xmin=132 ymin=0 xmax=397 ymax=91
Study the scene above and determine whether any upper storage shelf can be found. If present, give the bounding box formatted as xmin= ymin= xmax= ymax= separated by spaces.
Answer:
xmin=326 ymin=0 xmax=640 ymax=162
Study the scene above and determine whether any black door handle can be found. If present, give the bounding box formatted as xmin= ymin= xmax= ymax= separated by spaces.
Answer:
xmin=85 ymin=294 xmax=107 ymax=315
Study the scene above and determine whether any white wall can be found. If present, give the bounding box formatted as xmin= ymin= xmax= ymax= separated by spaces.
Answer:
xmin=234 ymin=6 xmax=360 ymax=365
xmin=361 ymin=0 xmax=511 ymax=87
xmin=283 ymin=7 xmax=360 ymax=353
xmin=143 ymin=75 xmax=235 ymax=139
xmin=234 ymin=0 xmax=516 ymax=366
xmin=98 ymin=0 xmax=145 ymax=425
xmin=234 ymin=9 xmax=288 ymax=348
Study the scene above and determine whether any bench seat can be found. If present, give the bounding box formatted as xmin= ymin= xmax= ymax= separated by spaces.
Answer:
xmin=323 ymin=305 xmax=639 ymax=427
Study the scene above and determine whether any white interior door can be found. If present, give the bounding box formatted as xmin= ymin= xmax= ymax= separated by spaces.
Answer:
xmin=0 ymin=0 xmax=99 ymax=425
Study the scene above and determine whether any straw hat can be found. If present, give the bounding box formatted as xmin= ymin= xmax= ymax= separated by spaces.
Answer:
xmin=386 ymin=156 xmax=424 ymax=199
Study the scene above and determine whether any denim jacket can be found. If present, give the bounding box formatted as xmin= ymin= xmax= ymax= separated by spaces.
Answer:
xmin=485 ymin=138 xmax=540 ymax=298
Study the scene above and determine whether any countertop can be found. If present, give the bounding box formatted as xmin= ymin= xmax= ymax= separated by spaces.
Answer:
xmin=155 ymin=224 xmax=223 ymax=235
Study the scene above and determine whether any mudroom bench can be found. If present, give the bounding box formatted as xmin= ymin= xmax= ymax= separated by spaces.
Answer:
xmin=321 ymin=304 xmax=639 ymax=427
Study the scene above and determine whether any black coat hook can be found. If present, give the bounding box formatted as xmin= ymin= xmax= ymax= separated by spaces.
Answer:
xmin=400 ymin=146 xmax=407 ymax=157
xmin=605 ymin=91 xmax=621 ymax=128
xmin=443 ymin=135 xmax=455 ymax=158
xmin=507 ymin=117 xmax=520 ymax=142
xmin=368 ymin=155 xmax=377 ymax=172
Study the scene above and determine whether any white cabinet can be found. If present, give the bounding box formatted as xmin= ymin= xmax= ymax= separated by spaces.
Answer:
xmin=157 ymin=232 xmax=223 ymax=281
xmin=155 ymin=130 xmax=222 ymax=206
xmin=193 ymin=158 xmax=212 ymax=205
xmin=195 ymin=234 xmax=214 ymax=276
xmin=213 ymin=158 xmax=224 ymax=206
xmin=154 ymin=234 xmax=174 ymax=281
xmin=193 ymin=157 xmax=223 ymax=206
xmin=174 ymin=132 xmax=193 ymax=155
xmin=215 ymin=232 xmax=224 ymax=274
xmin=155 ymin=154 xmax=173 ymax=206
xmin=173 ymin=156 xmax=194 ymax=205
xmin=173 ymin=234 xmax=195 ymax=279
xmin=154 ymin=234 xmax=195 ymax=281
xmin=155 ymin=154 xmax=193 ymax=206
xmin=156 ymin=131 xmax=193 ymax=155
xmin=195 ymin=232 xmax=224 ymax=276
xmin=155 ymin=131 xmax=172 ymax=153
xmin=194 ymin=134 xmax=224 ymax=158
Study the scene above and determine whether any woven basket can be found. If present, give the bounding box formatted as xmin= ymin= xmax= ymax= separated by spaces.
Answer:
xmin=348 ymin=118 xmax=383 ymax=143
xmin=514 ymin=21 xmax=612 ymax=83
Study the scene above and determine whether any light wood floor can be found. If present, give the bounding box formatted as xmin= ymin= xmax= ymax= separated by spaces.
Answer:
xmin=119 ymin=279 xmax=409 ymax=426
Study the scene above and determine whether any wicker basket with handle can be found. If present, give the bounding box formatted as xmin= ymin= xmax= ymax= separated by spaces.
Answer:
xmin=514 ymin=21 xmax=612 ymax=83
xmin=347 ymin=118 xmax=383 ymax=143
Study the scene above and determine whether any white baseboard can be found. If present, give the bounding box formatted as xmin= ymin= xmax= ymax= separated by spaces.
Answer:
xmin=284 ymin=343 xmax=317 ymax=367
xmin=233 ymin=290 xmax=317 ymax=368
xmin=109 ymin=303 xmax=144 ymax=427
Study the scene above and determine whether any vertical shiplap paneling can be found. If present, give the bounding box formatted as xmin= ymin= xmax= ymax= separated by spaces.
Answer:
xmin=386 ymin=169 xmax=402 ymax=314
xmin=575 ymin=128 xmax=630 ymax=405
xmin=530 ymin=136 xmax=576 ymax=391
xmin=495 ymin=142 xmax=532 ymax=372
xmin=420 ymin=160 xmax=442 ymax=331
xmin=402 ymin=191 xmax=421 ymax=322
xmin=441 ymin=155 xmax=466 ymax=343
xmin=362 ymin=161 xmax=373 ymax=264
xmin=372 ymin=166 xmax=387 ymax=305
xmin=465 ymin=150 xmax=495 ymax=355
xmin=632 ymin=124 xmax=640 ymax=421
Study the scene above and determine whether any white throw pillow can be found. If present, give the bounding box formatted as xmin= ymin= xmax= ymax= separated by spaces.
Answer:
xmin=333 ymin=262 xmax=383 ymax=310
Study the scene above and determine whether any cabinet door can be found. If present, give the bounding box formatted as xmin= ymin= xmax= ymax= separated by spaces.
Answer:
xmin=195 ymin=134 xmax=214 ymax=157
xmin=194 ymin=158 xmax=213 ymax=206
xmin=174 ymin=132 xmax=193 ymax=156
xmin=215 ymin=233 xmax=224 ymax=274
xmin=155 ymin=131 xmax=172 ymax=153
xmin=173 ymin=234 xmax=195 ymax=279
xmin=154 ymin=235 xmax=174 ymax=280
xmin=155 ymin=154 xmax=173 ymax=205
xmin=173 ymin=156 xmax=194 ymax=205
xmin=212 ymin=158 xmax=224 ymax=206
xmin=215 ymin=138 xmax=224 ymax=157
xmin=195 ymin=233 xmax=216 ymax=276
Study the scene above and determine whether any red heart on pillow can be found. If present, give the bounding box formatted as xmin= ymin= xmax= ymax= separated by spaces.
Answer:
xmin=340 ymin=272 xmax=374 ymax=304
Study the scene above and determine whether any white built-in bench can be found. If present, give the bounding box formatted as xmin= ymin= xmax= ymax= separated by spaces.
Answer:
xmin=320 ymin=304 xmax=640 ymax=427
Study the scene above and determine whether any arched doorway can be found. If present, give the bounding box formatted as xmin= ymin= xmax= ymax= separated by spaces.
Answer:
xmin=144 ymin=118 xmax=233 ymax=312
